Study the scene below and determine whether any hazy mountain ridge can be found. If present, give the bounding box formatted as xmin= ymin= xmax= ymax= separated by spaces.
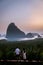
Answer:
xmin=0 ymin=23 xmax=43 ymax=41
xmin=26 ymin=32 xmax=41 ymax=38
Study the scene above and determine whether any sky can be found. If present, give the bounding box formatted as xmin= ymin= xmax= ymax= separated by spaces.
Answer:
xmin=0 ymin=0 xmax=43 ymax=34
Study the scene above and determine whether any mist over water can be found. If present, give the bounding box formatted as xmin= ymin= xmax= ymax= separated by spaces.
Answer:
xmin=0 ymin=34 xmax=43 ymax=41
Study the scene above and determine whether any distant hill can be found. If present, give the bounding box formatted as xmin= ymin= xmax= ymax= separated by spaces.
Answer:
xmin=6 ymin=23 xmax=25 ymax=40
xmin=26 ymin=33 xmax=34 ymax=38
xmin=32 ymin=33 xmax=41 ymax=38
xmin=26 ymin=32 xmax=41 ymax=38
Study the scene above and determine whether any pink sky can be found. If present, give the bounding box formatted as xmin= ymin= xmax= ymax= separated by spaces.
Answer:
xmin=0 ymin=0 xmax=43 ymax=34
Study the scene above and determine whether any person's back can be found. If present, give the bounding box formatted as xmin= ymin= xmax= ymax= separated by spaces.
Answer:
xmin=15 ymin=48 xmax=21 ymax=60
xmin=22 ymin=48 xmax=27 ymax=61
xmin=23 ymin=51 xmax=26 ymax=60
xmin=15 ymin=48 xmax=21 ymax=55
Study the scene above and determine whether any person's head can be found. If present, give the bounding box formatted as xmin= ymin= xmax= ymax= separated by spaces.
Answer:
xmin=23 ymin=48 xmax=26 ymax=52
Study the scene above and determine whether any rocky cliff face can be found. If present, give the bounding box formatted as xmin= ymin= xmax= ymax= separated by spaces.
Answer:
xmin=6 ymin=23 xmax=25 ymax=40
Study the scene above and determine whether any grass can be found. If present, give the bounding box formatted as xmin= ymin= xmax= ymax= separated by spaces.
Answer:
xmin=0 ymin=38 xmax=43 ymax=61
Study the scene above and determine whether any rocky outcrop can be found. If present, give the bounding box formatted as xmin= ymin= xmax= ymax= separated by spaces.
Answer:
xmin=26 ymin=33 xmax=41 ymax=38
xmin=6 ymin=23 xmax=25 ymax=40
xmin=26 ymin=33 xmax=34 ymax=38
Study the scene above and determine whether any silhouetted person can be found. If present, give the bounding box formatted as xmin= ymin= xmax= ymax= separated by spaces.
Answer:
xmin=15 ymin=47 xmax=21 ymax=60
xmin=22 ymin=48 xmax=27 ymax=62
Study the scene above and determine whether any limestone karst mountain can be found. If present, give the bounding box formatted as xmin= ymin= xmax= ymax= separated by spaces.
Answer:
xmin=6 ymin=23 xmax=25 ymax=40
xmin=6 ymin=23 xmax=41 ymax=41
xmin=26 ymin=32 xmax=41 ymax=38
